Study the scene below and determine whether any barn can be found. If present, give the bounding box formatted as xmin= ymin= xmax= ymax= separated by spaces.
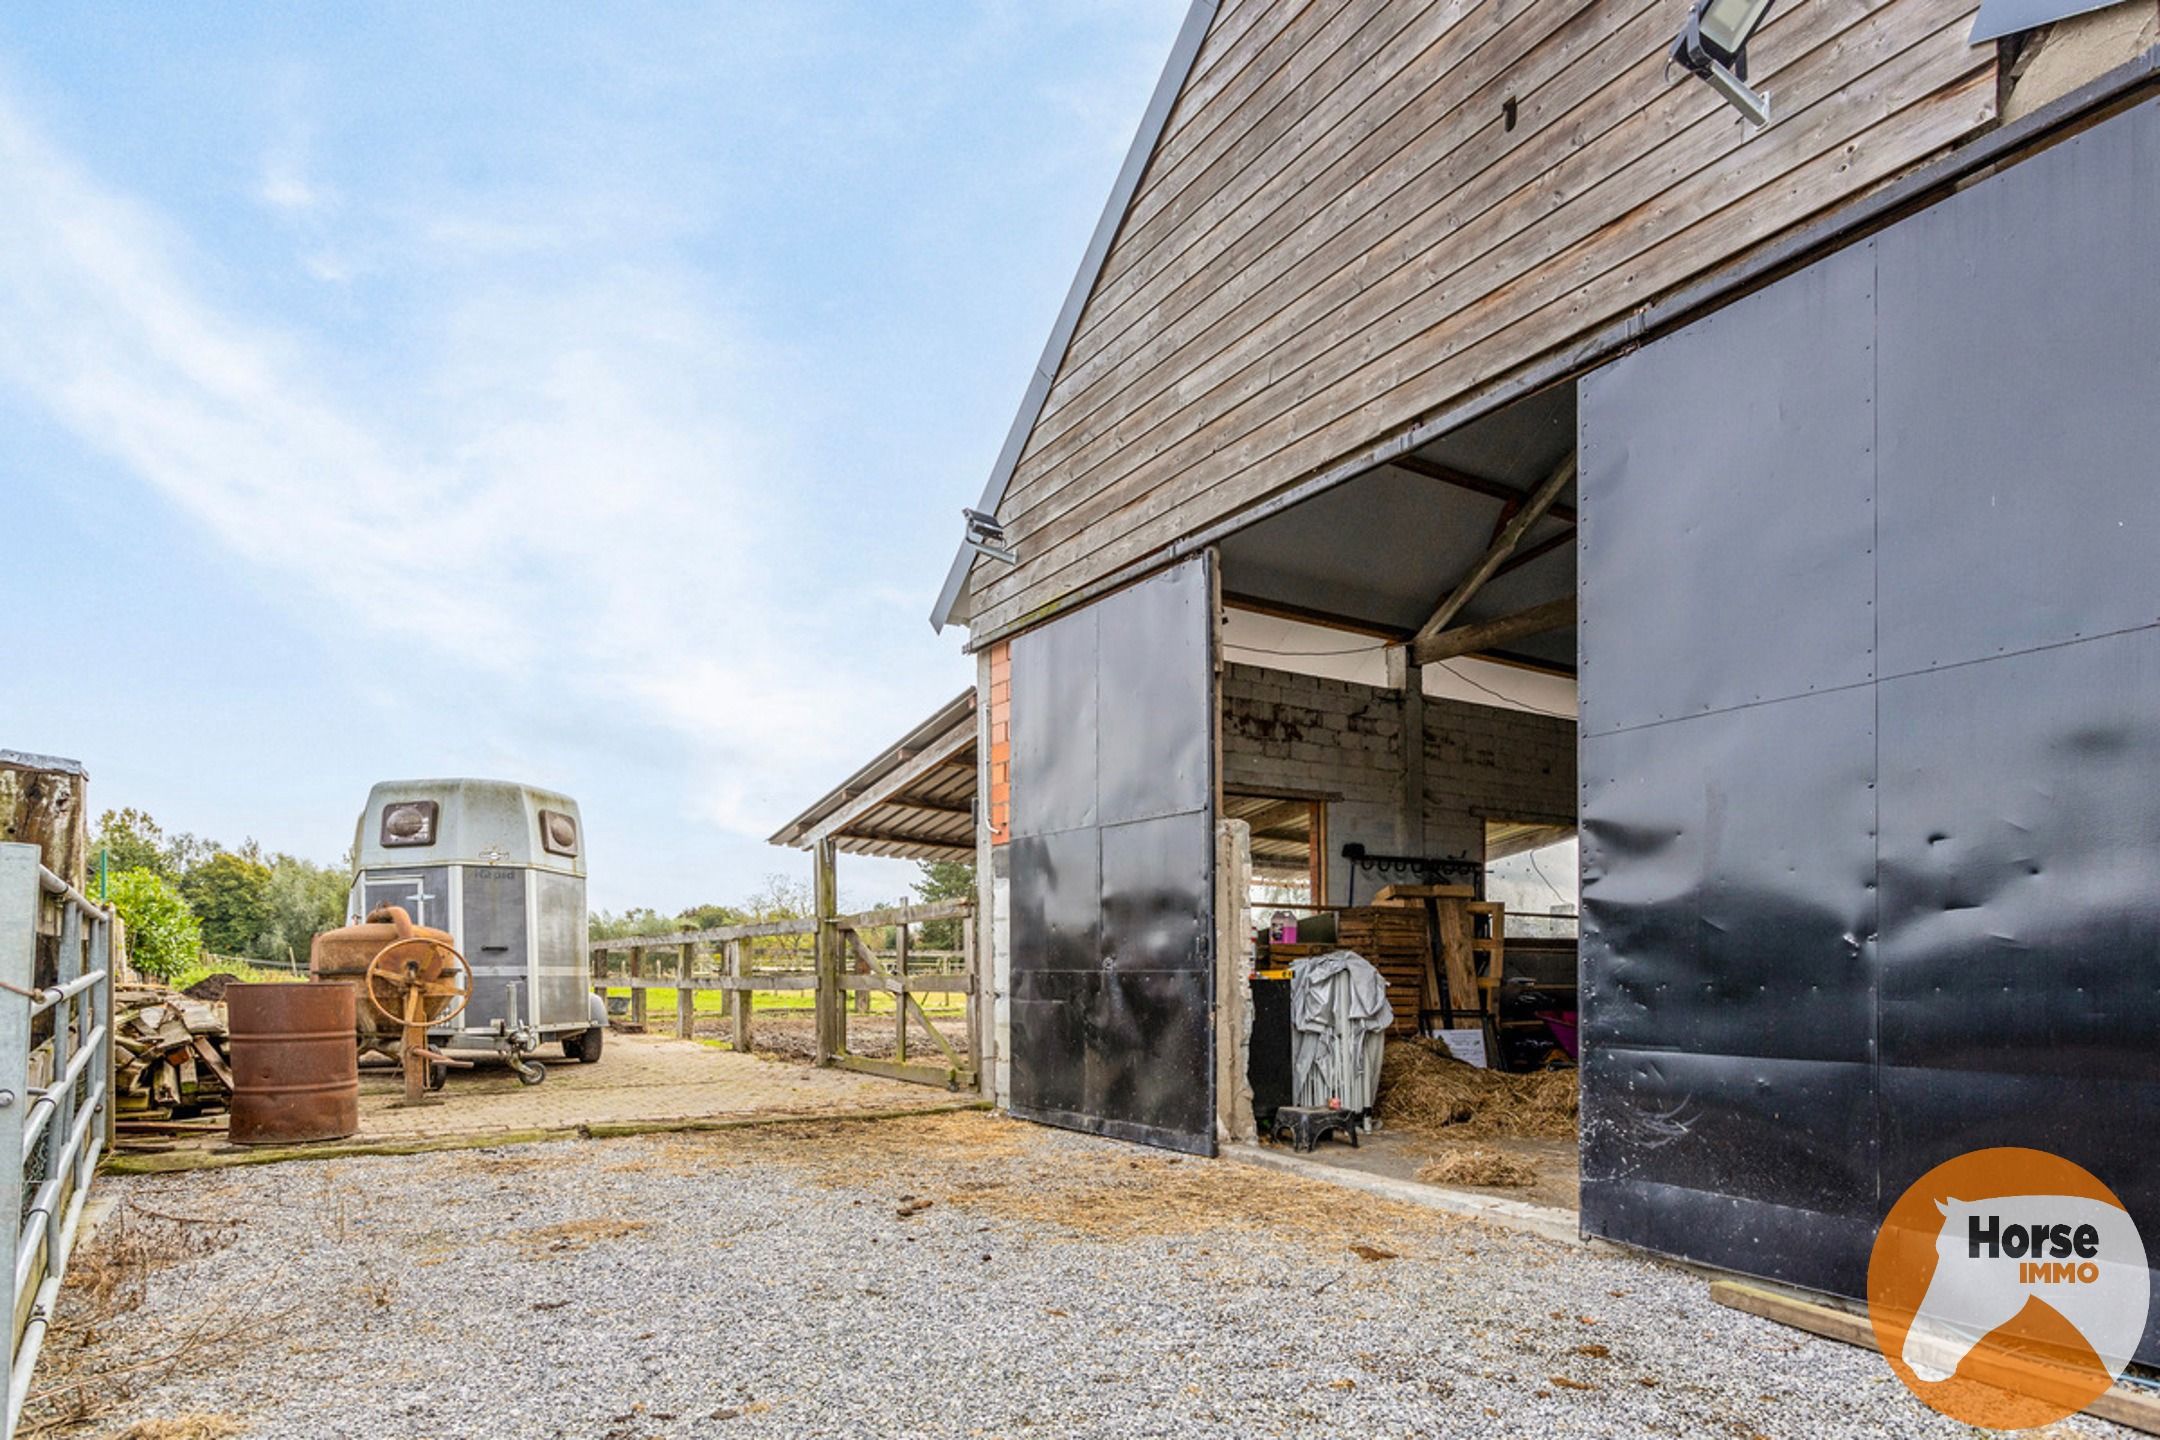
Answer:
xmin=782 ymin=0 xmax=2160 ymax=1354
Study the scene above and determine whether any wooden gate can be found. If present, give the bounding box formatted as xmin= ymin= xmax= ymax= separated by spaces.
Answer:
xmin=589 ymin=888 xmax=976 ymax=1091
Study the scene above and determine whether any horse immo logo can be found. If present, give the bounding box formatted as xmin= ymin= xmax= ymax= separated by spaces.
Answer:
xmin=1869 ymin=1148 xmax=2149 ymax=1429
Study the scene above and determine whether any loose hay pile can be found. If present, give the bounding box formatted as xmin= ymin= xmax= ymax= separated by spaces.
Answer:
xmin=1374 ymin=1038 xmax=1577 ymax=1141
xmin=1416 ymin=1148 xmax=1540 ymax=1188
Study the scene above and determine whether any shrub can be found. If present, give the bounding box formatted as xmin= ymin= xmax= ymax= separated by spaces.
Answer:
xmin=108 ymin=868 xmax=202 ymax=980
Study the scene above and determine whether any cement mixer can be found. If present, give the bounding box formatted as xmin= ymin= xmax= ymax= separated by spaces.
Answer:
xmin=310 ymin=904 xmax=472 ymax=1094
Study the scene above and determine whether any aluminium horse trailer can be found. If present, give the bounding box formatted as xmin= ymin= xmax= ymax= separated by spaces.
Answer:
xmin=349 ymin=778 xmax=607 ymax=1082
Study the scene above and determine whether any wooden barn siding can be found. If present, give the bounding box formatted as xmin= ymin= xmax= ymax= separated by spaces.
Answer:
xmin=965 ymin=0 xmax=1993 ymax=640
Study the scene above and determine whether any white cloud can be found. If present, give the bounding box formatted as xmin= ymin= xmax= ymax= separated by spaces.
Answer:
xmin=0 ymin=83 xmax=928 ymax=839
xmin=258 ymin=128 xmax=334 ymax=215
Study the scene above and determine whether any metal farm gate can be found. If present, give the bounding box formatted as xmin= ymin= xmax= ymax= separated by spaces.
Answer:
xmin=1007 ymin=557 xmax=1218 ymax=1154
xmin=0 ymin=844 xmax=115 ymax=1436
xmin=1577 ymin=98 xmax=2160 ymax=1358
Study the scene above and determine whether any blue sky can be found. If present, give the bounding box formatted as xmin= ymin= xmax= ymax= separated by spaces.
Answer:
xmin=0 ymin=2 xmax=1184 ymax=913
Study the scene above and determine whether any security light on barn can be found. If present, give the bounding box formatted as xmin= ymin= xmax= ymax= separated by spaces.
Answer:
xmin=963 ymin=507 xmax=1017 ymax=565
xmin=1671 ymin=0 xmax=1774 ymax=128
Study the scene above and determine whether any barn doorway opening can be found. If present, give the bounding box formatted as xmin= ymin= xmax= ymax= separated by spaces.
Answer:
xmin=1214 ymin=379 xmax=1584 ymax=1210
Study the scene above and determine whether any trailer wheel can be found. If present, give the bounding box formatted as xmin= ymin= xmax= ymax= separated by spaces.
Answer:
xmin=425 ymin=1060 xmax=449 ymax=1092
xmin=563 ymin=1026 xmax=604 ymax=1064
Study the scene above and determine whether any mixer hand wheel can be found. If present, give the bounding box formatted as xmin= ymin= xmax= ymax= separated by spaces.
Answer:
xmin=364 ymin=936 xmax=473 ymax=1030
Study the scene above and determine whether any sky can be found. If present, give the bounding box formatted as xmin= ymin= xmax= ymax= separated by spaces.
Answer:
xmin=0 ymin=2 xmax=1186 ymax=914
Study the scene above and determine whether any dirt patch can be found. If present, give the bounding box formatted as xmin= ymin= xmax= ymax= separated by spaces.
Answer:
xmin=680 ymin=1110 xmax=1445 ymax=1248
xmin=713 ymin=1013 xmax=970 ymax=1064
xmin=1416 ymin=1147 xmax=1540 ymax=1188
xmin=520 ymin=1218 xmax=650 ymax=1256
xmin=114 ymin=1417 xmax=244 ymax=1440
xmin=1375 ymin=1039 xmax=1576 ymax=1141
xmin=178 ymin=974 xmax=240 ymax=1003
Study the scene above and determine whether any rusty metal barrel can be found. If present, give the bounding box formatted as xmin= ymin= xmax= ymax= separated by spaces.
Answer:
xmin=225 ymin=982 xmax=361 ymax=1145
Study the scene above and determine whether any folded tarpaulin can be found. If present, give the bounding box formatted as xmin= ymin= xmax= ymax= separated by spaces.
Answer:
xmin=1289 ymin=949 xmax=1395 ymax=1114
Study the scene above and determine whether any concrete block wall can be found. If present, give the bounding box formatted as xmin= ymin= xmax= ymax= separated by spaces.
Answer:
xmin=1221 ymin=662 xmax=1575 ymax=902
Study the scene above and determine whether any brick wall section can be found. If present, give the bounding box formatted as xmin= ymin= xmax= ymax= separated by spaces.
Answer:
xmin=987 ymin=640 xmax=1012 ymax=846
xmin=1421 ymin=686 xmax=1576 ymax=834
xmin=1220 ymin=662 xmax=1575 ymax=901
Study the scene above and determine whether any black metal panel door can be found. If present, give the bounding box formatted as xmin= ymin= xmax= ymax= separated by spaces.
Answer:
xmin=1008 ymin=557 xmax=1216 ymax=1154
xmin=1577 ymin=241 xmax=1878 ymax=736
xmin=1580 ymin=99 xmax=2160 ymax=1353
xmin=1871 ymin=101 xmax=2160 ymax=1359
xmin=1579 ymin=239 xmax=1881 ymax=1294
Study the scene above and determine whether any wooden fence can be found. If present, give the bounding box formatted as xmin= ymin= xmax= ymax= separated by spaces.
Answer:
xmin=588 ymin=893 xmax=976 ymax=1092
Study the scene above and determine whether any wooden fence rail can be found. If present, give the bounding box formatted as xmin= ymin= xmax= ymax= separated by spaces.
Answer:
xmin=587 ymin=889 xmax=976 ymax=1090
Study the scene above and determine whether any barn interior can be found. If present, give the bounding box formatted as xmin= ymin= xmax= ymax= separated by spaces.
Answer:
xmin=1214 ymin=379 xmax=1584 ymax=1207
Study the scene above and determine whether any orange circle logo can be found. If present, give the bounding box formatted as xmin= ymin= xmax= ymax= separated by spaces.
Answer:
xmin=1869 ymin=1147 xmax=2149 ymax=1429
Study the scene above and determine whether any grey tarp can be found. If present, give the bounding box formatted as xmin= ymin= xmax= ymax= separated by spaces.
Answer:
xmin=1289 ymin=950 xmax=1394 ymax=1113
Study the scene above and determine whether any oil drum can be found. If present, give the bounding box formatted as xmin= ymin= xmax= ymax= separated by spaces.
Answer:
xmin=226 ymin=981 xmax=361 ymax=1145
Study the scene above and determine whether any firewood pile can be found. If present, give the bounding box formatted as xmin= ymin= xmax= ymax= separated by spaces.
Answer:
xmin=114 ymin=983 xmax=235 ymax=1116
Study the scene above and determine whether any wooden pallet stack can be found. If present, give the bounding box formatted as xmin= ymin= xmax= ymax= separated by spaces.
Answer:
xmin=1336 ymin=906 xmax=1433 ymax=1037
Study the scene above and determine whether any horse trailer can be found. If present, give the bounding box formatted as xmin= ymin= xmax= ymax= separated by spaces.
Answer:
xmin=349 ymin=778 xmax=607 ymax=1080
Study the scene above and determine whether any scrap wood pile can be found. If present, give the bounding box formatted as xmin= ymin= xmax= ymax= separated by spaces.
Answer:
xmin=114 ymin=981 xmax=235 ymax=1117
xmin=1374 ymin=1036 xmax=1577 ymax=1141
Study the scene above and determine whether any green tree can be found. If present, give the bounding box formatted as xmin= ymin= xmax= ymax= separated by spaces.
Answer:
xmin=91 ymin=808 xmax=216 ymax=883
xmin=93 ymin=808 xmax=170 ymax=880
xmin=588 ymin=907 xmax=674 ymax=942
xmin=912 ymin=860 xmax=975 ymax=950
xmin=679 ymin=902 xmax=744 ymax=931
xmin=108 ymin=868 xmax=201 ymax=980
xmin=181 ymin=851 xmax=273 ymax=957
xmin=255 ymin=856 xmax=350 ymax=965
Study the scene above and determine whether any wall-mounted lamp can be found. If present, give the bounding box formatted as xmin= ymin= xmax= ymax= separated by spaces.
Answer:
xmin=1670 ymin=0 xmax=1774 ymax=128
xmin=962 ymin=507 xmax=1017 ymax=565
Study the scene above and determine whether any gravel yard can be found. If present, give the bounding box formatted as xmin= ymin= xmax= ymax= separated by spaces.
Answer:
xmin=35 ymin=1112 xmax=2132 ymax=1439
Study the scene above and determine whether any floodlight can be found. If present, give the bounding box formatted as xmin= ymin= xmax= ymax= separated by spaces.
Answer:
xmin=963 ymin=507 xmax=1017 ymax=566
xmin=1671 ymin=0 xmax=1775 ymax=127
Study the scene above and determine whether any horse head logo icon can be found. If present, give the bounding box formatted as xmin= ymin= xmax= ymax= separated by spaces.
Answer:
xmin=1871 ymin=1150 xmax=2149 ymax=1429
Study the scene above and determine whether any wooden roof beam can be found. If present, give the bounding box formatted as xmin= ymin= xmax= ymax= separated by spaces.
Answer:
xmin=1412 ymin=596 xmax=1577 ymax=665
xmin=1409 ymin=451 xmax=1577 ymax=656
xmin=1390 ymin=454 xmax=1578 ymax=526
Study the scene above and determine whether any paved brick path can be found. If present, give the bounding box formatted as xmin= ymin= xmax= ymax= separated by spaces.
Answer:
xmin=110 ymin=1032 xmax=973 ymax=1171
xmin=354 ymin=1031 xmax=961 ymax=1137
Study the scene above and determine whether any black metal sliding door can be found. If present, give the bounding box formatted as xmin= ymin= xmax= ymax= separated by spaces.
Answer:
xmin=1007 ymin=556 xmax=1217 ymax=1154
xmin=1577 ymin=98 xmax=2160 ymax=1357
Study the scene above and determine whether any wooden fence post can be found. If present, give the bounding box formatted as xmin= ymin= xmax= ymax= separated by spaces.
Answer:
xmin=728 ymin=939 xmax=750 ymax=1052
xmin=813 ymin=839 xmax=840 ymax=1064
xmin=853 ymin=923 xmax=872 ymax=1016
xmin=677 ymin=943 xmax=699 ymax=1040
xmin=629 ymin=944 xmax=647 ymax=1031
xmin=894 ymin=921 xmax=910 ymax=1063
xmin=961 ymin=913 xmax=977 ymax=1075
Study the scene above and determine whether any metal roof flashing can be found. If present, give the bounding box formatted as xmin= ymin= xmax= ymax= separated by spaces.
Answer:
xmin=929 ymin=0 xmax=1222 ymax=635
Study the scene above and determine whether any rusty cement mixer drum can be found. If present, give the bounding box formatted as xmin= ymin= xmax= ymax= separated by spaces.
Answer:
xmin=311 ymin=907 xmax=460 ymax=1061
xmin=226 ymin=982 xmax=361 ymax=1145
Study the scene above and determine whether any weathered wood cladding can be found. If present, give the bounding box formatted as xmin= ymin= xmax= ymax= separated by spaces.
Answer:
xmin=961 ymin=0 xmax=1994 ymax=641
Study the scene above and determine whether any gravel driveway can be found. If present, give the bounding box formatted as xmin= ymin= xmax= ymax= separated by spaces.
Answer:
xmin=36 ymin=1112 xmax=2132 ymax=1439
